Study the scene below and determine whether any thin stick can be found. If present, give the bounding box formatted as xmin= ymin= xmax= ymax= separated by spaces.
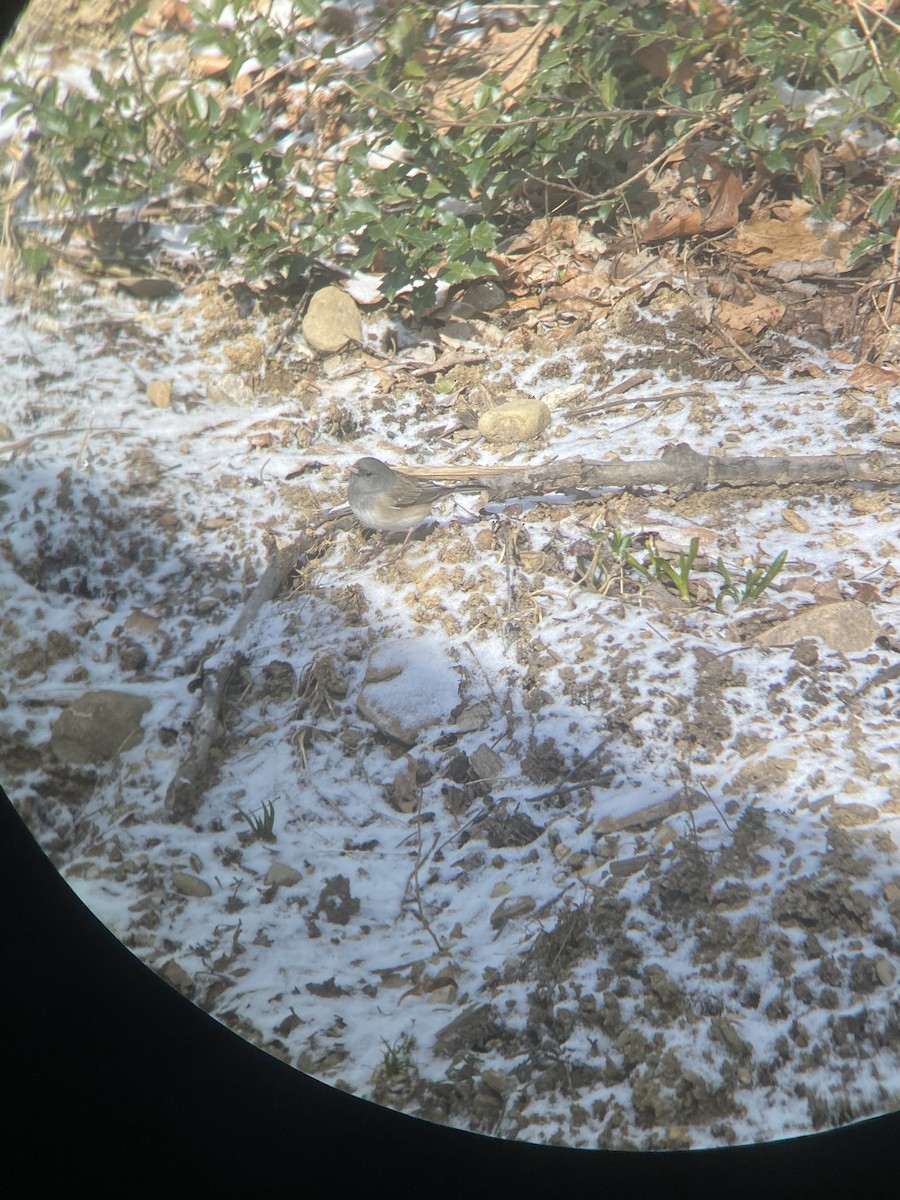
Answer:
xmin=883 ymin=223 xmax=900 ymax=324
xmin=166 ymin=533 xmax=313 ymax=821
xmin=849 ymin=0 xmax=885 ymax=73
xmin=411 ymin=790 xmax=444 ymax=953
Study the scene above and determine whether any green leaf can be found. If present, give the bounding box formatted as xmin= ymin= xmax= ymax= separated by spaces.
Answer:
xmin=598 ymin=70 xmax=619 ymax=109
xmin=847 ymin=232 xmax=890 ymax=267
xmin=761 ymin=149 xmax=793 ymax=175
xmin=869 ymin=186 xmax=897 ymax=227
xmin=823 ymin=29 xmax=867 ymax=83
xmin=186 ymin=88 xmax=209 ymax=122
xmin=21 ymin=243 xmax=50 ymax=275
xmin=114 ymin=1 xmax=148 ymax=34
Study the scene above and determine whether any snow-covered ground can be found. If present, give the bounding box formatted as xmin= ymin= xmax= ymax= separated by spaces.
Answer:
xmin=2 ymin=270 xmax=900 ymax=1150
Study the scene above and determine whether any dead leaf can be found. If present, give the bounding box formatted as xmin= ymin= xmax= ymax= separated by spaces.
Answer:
xmin=633 ymin=41 xmax=698 ymax=92
xmin=193 ymin=53 xmax=231 ymax=79
xmin=506 ymin=295 xmax=541 ymax=311
xmin=782 ymin=508 xmax=810 ymax=533
xmin=847 ymin=362 xmax=900 ymax=389
xmin=717 ymin=293 xmax=785 ymax=336
xmin=160 ymin=1 xmax=194 ymax=32
xmin=730 ymin=198 xmax=862 ymax=278
xmin=553 ymin=270 xmax=614 ymax=302
xmin=428 ymin=19 xmax=559 ymax=130
xmin=491 ymin=216 xmax=607 ymax=290
xmin=641 ymin=160 xmax=742 ymax=242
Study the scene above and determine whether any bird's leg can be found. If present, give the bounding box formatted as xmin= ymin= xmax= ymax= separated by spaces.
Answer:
xmin=387 ymin=527 xmax=416 ymax=562
xmin=356 ymin=530 xmax=387 ymax=563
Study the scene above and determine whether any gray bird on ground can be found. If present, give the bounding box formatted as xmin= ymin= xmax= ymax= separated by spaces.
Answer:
xmin=347 ymin=457 xmax=482 ymax=541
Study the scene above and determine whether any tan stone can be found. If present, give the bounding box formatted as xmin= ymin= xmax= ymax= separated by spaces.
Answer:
xmin=755 ymin=599 xmax=884 ymax=653
xmin=478 ymin=397 xmax=551 ymax=443
xmin=50 ymin=690 xmax=151 ymax=765
xmin=302 ymin=285 xmax=362 ymax=353
xmin=146 ymin=379 xmax=172 ymax=407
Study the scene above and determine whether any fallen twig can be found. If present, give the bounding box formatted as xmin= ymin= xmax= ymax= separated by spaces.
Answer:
xmin=406 ymin=443 xmax=900 ymax=499
xmin=165 ymin=532 xmax=313 ymax=822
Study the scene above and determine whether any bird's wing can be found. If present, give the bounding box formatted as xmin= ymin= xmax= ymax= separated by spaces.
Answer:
xmin=390 ymin=474 xmax=452 ymax=509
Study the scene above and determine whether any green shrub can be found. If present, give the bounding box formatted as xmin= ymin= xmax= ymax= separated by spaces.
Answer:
xmin=3 ymin=0 xmax=899 ymax=309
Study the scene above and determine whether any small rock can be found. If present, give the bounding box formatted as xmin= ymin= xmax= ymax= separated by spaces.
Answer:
xmin=875 ymin=957 xmax=895 ymax=987
xmin=265 ymin=862 xmax=302 ymax=888
xmin=665 ymin=1126 xmax=693 ymax=1150
xmin=301 ymin=285 xmax=362 ymax=353
xmin=117 ymin=638 xmax=149 ymax=672
xmin=206 ymin=372 xmax=254 ymax=406
xmin=593 ymin=794 xmax=684 ymax=834
xmin=159 ymin=959 xmax=195 ymax=997
xmin=358 ymin=638 xmax=463 ymax=745
xmin=434 ymin=1003 xmax=500 ymax=1058
xmin=653 ymin=823 xmax=678 ymax=849
xmin=456 ymin=281 xmax=506 ymax=313
xmin=146 ymin=379 xmax=172 ymax=408
xmin=755 ymin=599 xmax=885 ymax=653
xmin=66 ymin=861 xmax=101 ymax=881
xmin=470 ymin=743 xmax=503 ymax=783
xmin=453 ymin=702 xmax=491 ymax=734
xmin=172 ymin=872 xmax=212 ymax=898
xmin=830 ymin=803 xmax=879 ymax=827
xmin=480 ymin=1068 xmax=512 ymax=1096
xmin=439 ymin=318 xmax=481 ymax=342
xmin=490 ymin=895 xmax=536 ymax=931
xmin=50 ymin=690 xmax=152 ymax=765
xmin=849 ymin=954 xmax=882 ymax=994
xmin=478 ymin=397 xmax=551 ymax=443
xmin=541 ymin=383 xmax=587 ymax=410
xmin=426 ymin=980 xmax=458 ymax=1004
xmin=608 ymin=854 xmax=654 ymax=877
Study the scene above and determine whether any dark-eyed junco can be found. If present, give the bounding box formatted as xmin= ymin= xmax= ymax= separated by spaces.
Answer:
xmin=347 ymin=457 xmax=481 ymax=537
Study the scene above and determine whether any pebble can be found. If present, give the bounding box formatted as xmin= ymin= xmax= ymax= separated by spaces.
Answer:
xmin=265 ymin=862 xmax=302 ymax=888
xmin=159 ymin=959 xmax=195 ymax=997
xmin=50 ymin=690 xmax=152 ymax=766
xmin=490 ymin=895 xmax=536 ymax=930
xmin=755 ymin=599 xmax=885 ymax=653
xmin=146 ymin=379 xmax=172 ymax=407
xmin=478 ymin=397 xmax=551 ymax=443
xmin=301 ymin=285 xmax=362 ymax=353
xmin=876 ymin=958 xmax=894 ymax=986
xmin=171 ymin=872 xmax=212 ymax=898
